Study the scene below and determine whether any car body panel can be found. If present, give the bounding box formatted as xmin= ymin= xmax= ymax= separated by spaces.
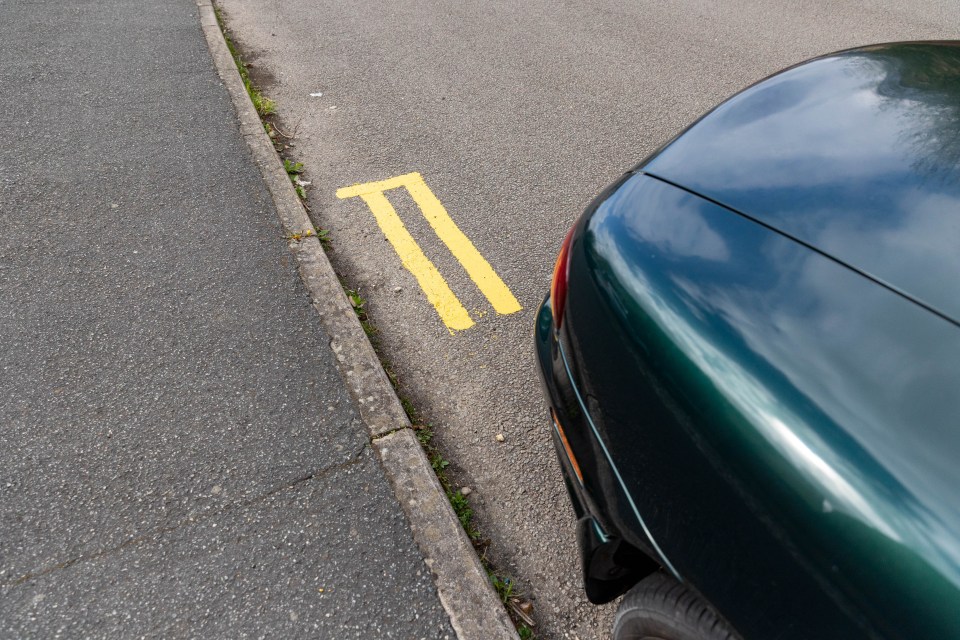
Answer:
xmin=554 ymin=173 xmax=960 ymax=639
xmin=643 ymin=42 xmax=960 ymax=323
xmin=536 ymin=295 xmax=666 ymax=603
xmin=536 ymin=173 xmax=678 ymax=604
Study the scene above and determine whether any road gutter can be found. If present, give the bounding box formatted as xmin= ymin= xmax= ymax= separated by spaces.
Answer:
xmin=195 ymin=2 xmax=519 ymax=638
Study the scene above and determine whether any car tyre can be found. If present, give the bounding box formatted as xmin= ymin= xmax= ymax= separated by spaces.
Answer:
xmin=612 ymin=572 xmax=740 ymax=640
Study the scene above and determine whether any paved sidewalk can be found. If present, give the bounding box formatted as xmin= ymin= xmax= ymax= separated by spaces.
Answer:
xmin=0 ymin=0 xmax=453 ymax=637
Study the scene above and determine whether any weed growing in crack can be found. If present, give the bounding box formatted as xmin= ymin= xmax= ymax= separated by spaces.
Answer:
xmin=488 ymin=569 xmax=536 ymax=636
xmin=416 ymin=427 xmax=480 ymax=540
xmin=346 ymin=288 xmax=365 ymax=313
xmin=490 ymin=573 xmax=514 ymax=603
xmin=249 ymin=84 xmax=276 ymax=116
xmin=400 ymin=397 xmax=418 ymax=423
xmin=449 ymin=489 xmax=474 ymax=531
xmin=284 ymin=158 xmax=304 ymax=177
xmin=283 ymin=159 xmax=309 ymax=199
xmin=315 ymin=227 xmax=331 ymax=247
xmin=284 ymin=226 xmax=330 ymax=246
xmin=346 ymin=289 xmax=377 ymax=337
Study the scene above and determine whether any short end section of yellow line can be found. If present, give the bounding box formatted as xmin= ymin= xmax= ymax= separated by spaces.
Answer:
xmin=336 ymin=172 xmax=422 ymax=199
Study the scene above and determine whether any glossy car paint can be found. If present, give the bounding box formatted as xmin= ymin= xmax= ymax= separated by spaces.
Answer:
xmin=536 ymin=43 xmax=960 ymax=639
xmin=644 ymin=42 xmax=960 ymax=324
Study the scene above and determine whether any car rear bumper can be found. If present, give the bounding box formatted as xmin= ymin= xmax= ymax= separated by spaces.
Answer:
xmin=534 ymin=295 xmax=658 ymax=603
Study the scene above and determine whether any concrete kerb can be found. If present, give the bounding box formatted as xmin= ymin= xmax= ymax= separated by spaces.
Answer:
xmin=195 ymin=2 xmax=520 ymax=638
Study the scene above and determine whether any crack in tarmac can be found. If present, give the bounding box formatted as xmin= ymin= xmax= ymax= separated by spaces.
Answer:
xmin=4 ymin=450 xmax=366 ymax=589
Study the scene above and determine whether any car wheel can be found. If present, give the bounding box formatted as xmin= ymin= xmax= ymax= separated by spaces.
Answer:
xmin=612 ymin=572 xmax=740 ymax=640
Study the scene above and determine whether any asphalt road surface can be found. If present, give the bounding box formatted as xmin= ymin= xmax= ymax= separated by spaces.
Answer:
xmin=217 ymin=2 xmax=960 ymax=637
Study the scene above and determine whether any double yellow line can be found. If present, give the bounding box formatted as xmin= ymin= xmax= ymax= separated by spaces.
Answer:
xmin=337 ymin=173 xmax=521 ymax=331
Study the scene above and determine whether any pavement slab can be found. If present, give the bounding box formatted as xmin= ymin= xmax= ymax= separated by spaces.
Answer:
xmin=1 ymin=452 xmax=452 ymax=640
xmin=0 ymin=0 xmax=454 ymax=636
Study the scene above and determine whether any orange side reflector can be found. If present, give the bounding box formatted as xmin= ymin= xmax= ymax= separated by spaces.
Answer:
xmin=551 ymin=409 xmax=584 ymax=484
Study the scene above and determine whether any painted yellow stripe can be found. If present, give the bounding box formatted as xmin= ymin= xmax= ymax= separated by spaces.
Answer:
xmin=351 ymin=190 xmax=474 ymax=331
xmin=403 ymin=175 xmax=522 ymax=316
xmin=336 ymin=173 xmax=420 ymax=198
xmin=337 ymin=172 xmax=521 ymax=330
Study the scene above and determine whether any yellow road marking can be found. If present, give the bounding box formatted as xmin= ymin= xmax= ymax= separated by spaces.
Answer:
xmin=351 ymin=190 xmax=474 ymax=331
xmin=336 ymin=172 xmax=521 ymax=330
xmin=404 ymin=177 xmax=522 ymax=315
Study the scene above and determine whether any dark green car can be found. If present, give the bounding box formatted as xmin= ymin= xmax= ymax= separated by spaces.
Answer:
xmin=535 ymin=42 xmax=960 ymax=639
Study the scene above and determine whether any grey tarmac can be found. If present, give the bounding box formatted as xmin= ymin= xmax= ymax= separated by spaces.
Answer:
xmin=215 ymin=1 xmax=960 ymax=638
xmin=0 ymin=0 xmax=459 ymax=637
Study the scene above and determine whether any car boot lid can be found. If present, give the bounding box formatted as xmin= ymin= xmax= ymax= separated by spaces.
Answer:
xmin=641 ymin=41 xmax=960 ymax=325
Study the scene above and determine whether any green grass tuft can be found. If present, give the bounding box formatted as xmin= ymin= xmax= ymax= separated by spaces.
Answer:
xmin=214 ymin=5 xmax=276 ymax=117
xmin=315 ymin=227 xmax=331 ymax=247
xmin=449 ymin=490 xmax=474 ymax=531
xmin=400 ymin=398 xmax=418 ymax=422
xmin=489 ymin=573 xmax=514 ymax=603
xmin=283 ymin=159 xmax=303 ymax=176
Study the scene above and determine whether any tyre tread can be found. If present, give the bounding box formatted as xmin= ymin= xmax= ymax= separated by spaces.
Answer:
xmin=612 ymin=572 xmax=741 ymax=640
